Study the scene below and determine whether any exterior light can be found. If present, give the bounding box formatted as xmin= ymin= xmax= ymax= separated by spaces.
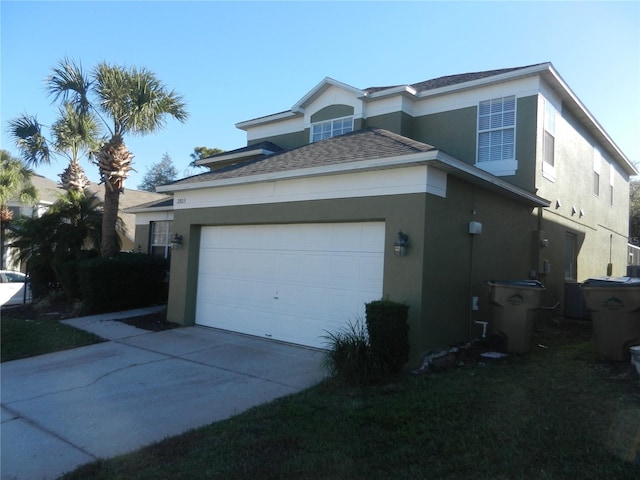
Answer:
xmin=170 ymin=233 xmax=183 ymax=250
xmin=393 ymin=231 xmax=409 ymax=257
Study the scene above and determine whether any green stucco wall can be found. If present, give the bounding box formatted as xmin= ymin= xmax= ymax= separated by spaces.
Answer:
xmin=248 ymin=130 xmax=307 ymax=151
xmin=166 ymin=177 xmax=543 ymax=366
xmin=310 ymin=105 xmax=354 ymax=123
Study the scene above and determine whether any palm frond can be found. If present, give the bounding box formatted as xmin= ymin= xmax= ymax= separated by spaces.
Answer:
xmin=46 ymin=57 xmax=92 ymax=116
xmin=94 ymin=62 xmax=188 ymax=136
xmin=7 ymin=114 xmax=52 ymax=167
xmin=51 ymin=102 xmax=101 ymax=162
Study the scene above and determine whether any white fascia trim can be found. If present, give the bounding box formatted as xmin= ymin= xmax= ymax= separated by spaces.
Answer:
xmin=159 ymin=152 xmax=439 ymax=193
xmin=291 ymin=77 xmax=365 ymax=112
xmin=159 ymin=151 xmax=548 ymax=207
xmin=195 ymin=148 xmax=276 ymax=166
xmin=362 ymin=85 xmax=418 ymax=100
xmin=235 ymin=110 xmax=301 ymax=130
xmin=125 ymin=206 xmax=173 ymax=214
xmin=543 ymin=66 xmax=637 ymax=176
xmin=414 ymin=63 xmax=552 ymax=100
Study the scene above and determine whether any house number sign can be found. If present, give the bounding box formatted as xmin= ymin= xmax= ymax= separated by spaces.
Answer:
xmin=176 ymin=197 xmax=187 ymax=205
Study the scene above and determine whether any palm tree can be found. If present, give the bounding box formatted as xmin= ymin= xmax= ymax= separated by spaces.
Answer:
xmin=0 ymin=150 xmax=38 ymax=269
xmin=7 ymin=189 xmax=105 ymax=299
xmin=46 ymin=59 xmax=188 ymax=257
xmin=8 ymin=103 xmax=98 ymax=192
xmin=52 ymin=103 xmax=100 ymax=191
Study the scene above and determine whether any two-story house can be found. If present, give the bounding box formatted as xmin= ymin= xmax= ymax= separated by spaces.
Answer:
xmin=132 ymin=62 xmax=636 ymax=365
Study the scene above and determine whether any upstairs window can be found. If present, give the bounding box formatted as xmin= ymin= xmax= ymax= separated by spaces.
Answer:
xmin=476 ymin=96 xmax=517 ymax=176
xmin=150 ymin=220 xmax=173 ymax=259
xmin=311 ymin=116 xmax=353 ymax=143
xmin=593 ymin=149 xmax=601 ymax=197
xmin=609 ymin=163 xmax=615 ymax=207
xmin=477 ymin=96 xmax=516 ymax=163
xmin=542 ymin=99 xmax=557 ymax=181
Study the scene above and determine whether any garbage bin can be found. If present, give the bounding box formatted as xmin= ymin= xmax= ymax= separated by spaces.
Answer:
xmin=487 ymin=280 xmax=545 ymax=354
xmin=580 ymin=277 xmax=640 ymax=361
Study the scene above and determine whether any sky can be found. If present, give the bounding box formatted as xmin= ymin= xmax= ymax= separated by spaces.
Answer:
xmin=1 ymin=0 xmax=639 ymax=190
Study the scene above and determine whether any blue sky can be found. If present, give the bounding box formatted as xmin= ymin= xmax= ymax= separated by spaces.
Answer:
xmin=2 ymin=1 xmax=639 ymax=189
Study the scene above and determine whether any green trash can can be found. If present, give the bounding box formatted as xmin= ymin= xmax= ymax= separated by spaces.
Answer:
xmin=487 ymin=280 xmax=545 ymax=354
xmin=581 ymin=277 xmax=640 ymax=361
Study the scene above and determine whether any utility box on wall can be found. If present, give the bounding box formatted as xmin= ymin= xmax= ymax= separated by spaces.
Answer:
xmin=469 ymin=221 xmax=482 ymax=235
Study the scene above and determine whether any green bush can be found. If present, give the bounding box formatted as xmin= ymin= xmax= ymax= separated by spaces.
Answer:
xmin=365 ymin=299 xmax=410 ymax=373
xmin=322 ymin=319 xmax=387 ymax=386
xmin=57 ymin=251 xmax=99 ymax=302
xmin=26 ymin=254 xmax=58 ymax=300
xmin=76 ymin=253 xmax=168 ymax=314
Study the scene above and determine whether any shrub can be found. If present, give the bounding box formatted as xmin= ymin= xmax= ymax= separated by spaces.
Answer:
xmin=26 ymin=254 xmax=58 ymax=300
xmin=76 ymin=253 xmax=168 ymax=314
xmin=322 ymin=319 xmax=387 ymax=386
xmin=365 ymin=300 xmax=410 ymax=373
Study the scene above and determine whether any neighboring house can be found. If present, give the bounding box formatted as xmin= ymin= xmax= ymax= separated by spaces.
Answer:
xmin=3 ymin=175 xmax=65 ymax=271
xmin=131 ymin=62 xmax=636 ymax=364
xmin=4 ymin=175 xmax=167 ymax=270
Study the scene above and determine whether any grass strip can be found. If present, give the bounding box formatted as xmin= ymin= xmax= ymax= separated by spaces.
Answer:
xmin=61 ymin=341 xmax=640 ymax=480
xmin=1 ymin=310 xmax=104 ymax=362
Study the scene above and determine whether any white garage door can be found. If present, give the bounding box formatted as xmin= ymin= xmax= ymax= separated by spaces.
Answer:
xmin=196 ymin=222 xmax=385 ymax=348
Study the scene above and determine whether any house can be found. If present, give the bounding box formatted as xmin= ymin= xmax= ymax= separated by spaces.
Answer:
xmin=132 ymin=62 xmax=636 ymax=365
xmin=3 ymin=175 xmax=167 ymax=270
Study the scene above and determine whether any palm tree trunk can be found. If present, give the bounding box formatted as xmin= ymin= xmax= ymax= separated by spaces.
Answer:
xmin=101 ymin=186 xmax=120 ymax=257
xmin=95 ymin=134 xmax=132 ymax=258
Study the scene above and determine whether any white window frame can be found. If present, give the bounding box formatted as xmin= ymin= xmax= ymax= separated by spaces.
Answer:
xmin=609 ymin=162 xmax=614 ymax=207
xmin=593 ymin=148 xmax=601 ymax=198
xmin=150 ymin=220 xmax=173 ymax=259
xmin=542 ymin=99 xmax=557 ymax=182
xmin=476 ymin=96 xmax=517 ymax=176
xmin=310 ymin=116 xmax=354 ymax=143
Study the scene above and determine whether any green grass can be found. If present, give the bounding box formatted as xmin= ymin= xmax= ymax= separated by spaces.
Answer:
xmin=60 ymin=335 xmax=640 ymax=480
xmin=1 ymin=306 xmax=104 ymax=362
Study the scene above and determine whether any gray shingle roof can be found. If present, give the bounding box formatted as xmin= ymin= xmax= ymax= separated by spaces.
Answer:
xmin=169 ymin=128 xmax=436 ymax=187
xmin=202 ymin=141 xmax=283 ymax=161
xmin=364 ymin=63 xmax=547 ymax=94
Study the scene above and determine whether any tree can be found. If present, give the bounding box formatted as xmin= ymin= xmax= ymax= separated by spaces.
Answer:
xmin=7 ymin=190 xmax=104 ymax=299
xmin=8 ymin=102 xmax=99 ymax=192
xmin=44 ymin=58 xmax=188 ymax=257
xmin=138 ymin=153 xmax=178 ymax=192
xmin=189 ymin=146 xmax=224 ymax=168
xmin=630 ymin=179 xmax=640 ymax=243
xmin=0 ymin=150 xmax=38 ymax=269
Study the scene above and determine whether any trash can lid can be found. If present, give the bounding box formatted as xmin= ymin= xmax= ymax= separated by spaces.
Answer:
xmin=582 ymin=276 xmax=640 ymax=287
xmin=487 ymin=280 xmax=544 ymax=288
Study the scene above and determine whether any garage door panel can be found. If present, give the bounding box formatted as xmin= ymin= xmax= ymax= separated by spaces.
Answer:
xmin=196 ymin=222 xmax=384 ymax=348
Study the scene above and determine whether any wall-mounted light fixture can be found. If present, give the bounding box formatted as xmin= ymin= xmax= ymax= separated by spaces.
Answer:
xmin=170 ymin=233 xmax=183 ymax=250
xmin=393 ymin=231 xmax=409 ymax=257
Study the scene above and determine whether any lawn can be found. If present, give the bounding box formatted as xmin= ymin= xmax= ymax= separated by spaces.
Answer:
xmin=1 ymin=305 xmax=104 ymax=362
xmin=60 ymin=320 xmax=640 ymax=480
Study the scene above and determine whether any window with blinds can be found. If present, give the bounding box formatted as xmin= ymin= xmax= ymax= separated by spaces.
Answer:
xmin=477 ymin=96 xmax=516 ymax=163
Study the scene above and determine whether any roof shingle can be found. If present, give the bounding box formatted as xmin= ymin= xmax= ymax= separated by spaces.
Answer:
xmin=169 ymin=128 xmax=436 ymax=187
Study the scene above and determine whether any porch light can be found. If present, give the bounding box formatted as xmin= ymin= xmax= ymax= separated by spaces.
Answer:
xmin=393 ymin=231 xmax=409 ymax=257
xmin=170 ymin=233 xmax=183 ymax=250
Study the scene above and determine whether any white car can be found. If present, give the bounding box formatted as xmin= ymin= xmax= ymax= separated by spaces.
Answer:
xmin=0 ymin=270 xmax=31 ymax=306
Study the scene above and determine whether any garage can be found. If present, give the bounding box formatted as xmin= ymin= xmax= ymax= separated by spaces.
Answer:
xmin=195 ymin=222 xmax=385 ymax=348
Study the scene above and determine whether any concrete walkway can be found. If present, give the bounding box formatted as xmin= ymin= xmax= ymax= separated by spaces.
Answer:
xmin=1 ymin=307 xmax=326 ymax=480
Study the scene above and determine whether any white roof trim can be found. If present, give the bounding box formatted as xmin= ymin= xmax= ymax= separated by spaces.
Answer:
xmin=235 ymin=110 xmax=300 ymax=130
xmin=413 ymin=63 xmax=552 ymax=100
xmin=195 ymin=147 xmax=277 ymax=166
xmin=158 ymin=151 xmax=548 ymax=207
xmin=542 ymin=65 xmax=637 ymax=176
xmin=291 ymin=77 xmax=365 ymax=112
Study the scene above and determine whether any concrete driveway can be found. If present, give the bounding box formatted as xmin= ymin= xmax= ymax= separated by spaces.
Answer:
xmin=1 ymin=308 xmax=326 ymax=480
